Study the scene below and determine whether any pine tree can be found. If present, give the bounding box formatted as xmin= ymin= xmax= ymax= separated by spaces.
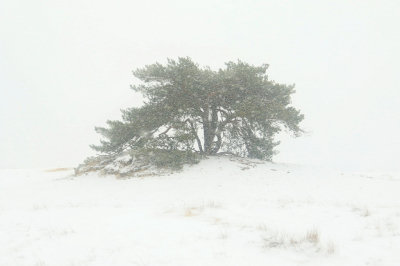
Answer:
xmin=91 ymin=57 xmax=304 ymax=161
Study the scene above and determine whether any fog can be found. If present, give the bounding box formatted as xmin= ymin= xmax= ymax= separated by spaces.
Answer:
xmin=1 ymin=0 xmax=399 ymax=171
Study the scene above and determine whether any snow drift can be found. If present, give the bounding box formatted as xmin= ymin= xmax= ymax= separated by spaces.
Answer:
xmin=1 ymin=156 xmax=400 ymax=265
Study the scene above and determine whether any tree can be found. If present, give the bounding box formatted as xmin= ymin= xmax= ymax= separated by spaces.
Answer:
xmin=91 ymin=57 xmax=304 ymax=161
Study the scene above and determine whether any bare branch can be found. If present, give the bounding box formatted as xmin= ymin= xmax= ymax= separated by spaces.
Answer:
xmin=160 ymin=126 xmax=174 ymax=135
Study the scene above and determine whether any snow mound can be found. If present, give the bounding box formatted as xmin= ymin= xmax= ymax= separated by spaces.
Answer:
xmin=2 ymin=158 xmax=400 ymax=265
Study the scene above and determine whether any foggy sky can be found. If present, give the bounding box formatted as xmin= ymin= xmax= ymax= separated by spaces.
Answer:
xmin=1 ymin=0 xmax=399 ymax=171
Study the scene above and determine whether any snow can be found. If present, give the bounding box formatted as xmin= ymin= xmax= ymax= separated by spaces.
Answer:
xmin=1 ymin=157 xmax=400 ymax=265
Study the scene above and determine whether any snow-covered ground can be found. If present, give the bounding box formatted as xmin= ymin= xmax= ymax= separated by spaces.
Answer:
xmin=1 ymin=156 xmax=400 ymax=265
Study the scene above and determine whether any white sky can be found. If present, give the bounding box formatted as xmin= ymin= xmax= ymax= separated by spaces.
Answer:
xmin=1 ymin=0 xmax=399 ymax=171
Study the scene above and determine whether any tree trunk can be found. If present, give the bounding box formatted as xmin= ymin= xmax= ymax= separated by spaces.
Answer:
xmin=202 ymin=105 xmax=220 ymax=154
xmin=188 ymin=120 xmax=203 ymax=153
xmin=203 ymin=106 xmax=211 ymax=153
xmin=209 ymin=106 xmax=219 ymax=154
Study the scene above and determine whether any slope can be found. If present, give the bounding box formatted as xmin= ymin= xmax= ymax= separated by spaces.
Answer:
xmin=1 ymin=156 xmax=400 ymax=265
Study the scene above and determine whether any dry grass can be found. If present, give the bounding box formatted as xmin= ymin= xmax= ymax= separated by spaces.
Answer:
xmin=353 ymin=230 xmax=364 ymax=241
xmin=45 ymin=168 xmax=71 ymax=172
xmin=218 ymin=226 xmax=230 ymax=239
xmin=256 ymin=223 xmax=269 ymax=231
xmin=184 ymin=209 xmax=195 ymax=217
xmin=374 ymin=220 xmax=383 ymax=237
xmin=184 ymin=201 xmax=224 ymax=217
xmin=263 ymin=227 xmax=322 ymax=251
xmin=306 ymin=228 xmax=320 ymax=244
xmin=386 ymin=219 xmax=399 ymax=236
xmin=185 ymin=207 xmax=202 ymax=217
xmin=326 ymin=240 xmax=336 ymax=253
xmin=206 ymin=201 xmax=223 ymax=209
xmin=362 ymin=207 xmax=372 ymax=217
xmin=33 ymin=204 xmax=48 ymax=210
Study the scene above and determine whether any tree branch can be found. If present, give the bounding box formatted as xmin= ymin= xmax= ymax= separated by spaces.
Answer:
xmin=160 ymin=126 xmax=174 ymax=135
xmin=185 ymin=119 xmax=203 ymax=153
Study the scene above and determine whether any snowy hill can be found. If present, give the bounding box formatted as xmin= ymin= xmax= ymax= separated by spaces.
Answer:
xmin=1 ymin=156 xmax=400 ymax=265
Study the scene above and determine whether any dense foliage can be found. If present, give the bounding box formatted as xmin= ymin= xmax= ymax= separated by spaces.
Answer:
xmin=91 ymin=57 xmax=304 ymax=161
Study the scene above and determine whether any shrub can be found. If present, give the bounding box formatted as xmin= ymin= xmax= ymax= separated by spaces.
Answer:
xmin=132 ymin=148 xmax=202 ymax=170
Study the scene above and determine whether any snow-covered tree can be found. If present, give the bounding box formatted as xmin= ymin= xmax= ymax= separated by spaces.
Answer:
xmin=91 ymin=57 xmax=304 ymax=161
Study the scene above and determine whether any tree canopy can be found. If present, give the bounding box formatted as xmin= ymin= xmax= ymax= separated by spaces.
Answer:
xmin=91 ymin=57 xmax=304 ymax=161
